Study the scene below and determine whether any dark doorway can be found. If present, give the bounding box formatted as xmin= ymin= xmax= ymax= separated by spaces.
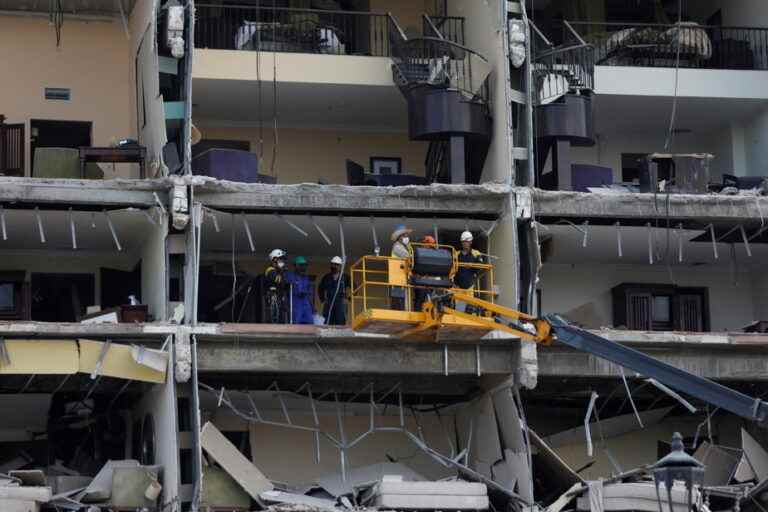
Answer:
xmin=101 ymin=263 xmax=142 ymax=309
xmin=30 ymin=273 xmax=95 ymax=322
xmin=30 ymin=119 xmax=92 ymax=175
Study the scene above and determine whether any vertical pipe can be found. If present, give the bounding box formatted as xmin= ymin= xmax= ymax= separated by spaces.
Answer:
xmin=0 ymin=205 xmax=6 ymax=241
xmin=35 ymin=207 xmax=46 ymax=244
xmin=69 ymin=207 xmax=77 ymax=250
xmin=104 ymin=210 xmax=122 ymax=252
xmin=242 ymin=213 xmax=255 ymax=252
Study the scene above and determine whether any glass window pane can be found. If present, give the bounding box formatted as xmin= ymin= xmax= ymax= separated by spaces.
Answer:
xmin=653 ymin=295 xmax=671 ymax=323
xmin=0 ymin=283 xmax=15 ymax=312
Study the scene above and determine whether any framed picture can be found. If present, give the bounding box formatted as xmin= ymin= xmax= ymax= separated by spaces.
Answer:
xmin=370 ymin=157 xmax=402 ymax=175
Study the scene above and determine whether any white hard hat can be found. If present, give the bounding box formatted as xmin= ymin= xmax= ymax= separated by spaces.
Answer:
xmin=269 ymin=249 xmax=286 ymax=260
xmin=330 ymin=256 xmax=343 ymax=265
xmin=460 ymin=231 xmax=474 ymax=242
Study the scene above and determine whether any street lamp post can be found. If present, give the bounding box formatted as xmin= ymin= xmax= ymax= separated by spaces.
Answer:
xmin=651 ymin=432 xmax=705 ymax=512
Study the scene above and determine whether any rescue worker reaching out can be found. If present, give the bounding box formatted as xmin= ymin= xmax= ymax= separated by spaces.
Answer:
xmin=287 ymin=256 xmax=315 ymax=325
xmin=319 ymin=256 xmax=348 ymax=326
xmin=264 ymin=249 xmax=289 ymax=323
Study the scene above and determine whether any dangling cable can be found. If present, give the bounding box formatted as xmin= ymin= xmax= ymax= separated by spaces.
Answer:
xmin=49 ymin=0 xmax=64 ymax=47
xmin=255 ymin=0 xmax=264 ymax=169
xmin=269 ymin=0 xmax=279 ymax=177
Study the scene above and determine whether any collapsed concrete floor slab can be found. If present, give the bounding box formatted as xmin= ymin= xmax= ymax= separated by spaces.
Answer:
xmin=192 ymin=179 xmax=511 ymax=216
xmin=519 ymin=188 xmax=768 ymax=225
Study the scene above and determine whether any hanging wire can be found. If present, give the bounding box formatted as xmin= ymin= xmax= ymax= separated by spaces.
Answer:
xmin=49 ymin=0 xmax=64 ymax=47
xmin=270 ymin=0 xmax=279 ymax=177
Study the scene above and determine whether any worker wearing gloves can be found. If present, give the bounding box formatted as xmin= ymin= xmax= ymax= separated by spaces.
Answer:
xmin=455 ymin=231 xmax=484 ymax=312
xmin=264 ymin=249 xmax=289 ymax=323
xmin=390 ymin=224 xmax=412 ymax=310
xmin=318 ymin=256 xmax=348 ymax=325
xmin=287 ymin=256 xmax=315 ymax=325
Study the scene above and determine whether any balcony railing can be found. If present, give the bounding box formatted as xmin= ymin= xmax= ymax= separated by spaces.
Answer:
xmin=531 ymin=21 xmax=595 ymax=104
xmin=568 ymin=21 xmax=768 ymax=70
xmin=390 ymin=15 xmax=490 ymax=105
xmin=195 ymin=4 xmax=391 ymax=56
xmin=424 ymin=15 xmax=465 ymax=46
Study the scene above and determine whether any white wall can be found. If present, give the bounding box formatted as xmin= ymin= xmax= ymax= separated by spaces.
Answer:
xmin=539 ymin=263 xmax=757 ymax=331
xmin=742 ymin=108 xmax=768 ymax=177
xmin=206 ymin=409 xmax=455 ymax=485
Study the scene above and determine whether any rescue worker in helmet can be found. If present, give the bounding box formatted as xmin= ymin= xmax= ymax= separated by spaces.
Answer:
xmin=264 ymin=249 xmax=289 ymax=323
xmin=455 ymin=231 xmax=484 ymax=312
xmin=389 ymin=225 xmax=412 ymax=310
xmin=287 ymin=256 xmax=315 ymax=325
xmin=318 ymin=256 xmax=348 ymax=325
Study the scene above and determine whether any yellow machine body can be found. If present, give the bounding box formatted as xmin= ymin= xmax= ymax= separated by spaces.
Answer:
xmin=350 ymin=244 xmax=554 ymax=344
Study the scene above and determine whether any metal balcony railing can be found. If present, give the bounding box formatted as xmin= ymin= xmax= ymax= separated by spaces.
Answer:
xmin=568 ymin=21 xmax=768 ymax=70
xmin=531 ymin=21 xmax=595 ymax=105
xmin=195 ymin=4 xmax=391 ymax=56
xmin=423 ymin=15 xmax=465 ymax=46
xmin=390 ymin=15 xmax=490 ymax=105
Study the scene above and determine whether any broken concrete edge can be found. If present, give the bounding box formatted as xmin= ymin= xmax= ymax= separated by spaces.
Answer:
xmin=518 ymin=187 xmax=768 ymax=222
xmin=0 ymin=176 xmax=177 ymax=208
xmin=189 ymin=176 xmax=511 ymax=197
xmin=189 ymin=178 xmax=511 ymax=215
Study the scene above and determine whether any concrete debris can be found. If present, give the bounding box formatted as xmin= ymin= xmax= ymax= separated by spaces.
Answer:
xmin=110 ymin=466 xmax=161 ymax=509
xmin=576 ymin=482 xmax=699 ymax=512
xmin=201 ymin=466 xmax=251 ymax=510
xmin=692 ymin=442 xmax=742 ymax=486
xmin=734 ymin=453 xmax=757 ymax=483
xmin=741 ymin=428 xmax=768 ymax=482
xmin=261 ymin=490 xmax=340 ymax=510
xmin=77 ymin=460 xmax=140 ymax=503
xmin=546 ymin=483 xmax=584 ymax=512
xmin=313 ymin=463 xmax=425 ymax=498
xmin=366 ymin=477 xmax=488 ymax=510
xmin=0 ymin=485 xmax=53 ymax=502
xmin=457 ymin=386 xmax=533 ymax=501
xmin=201 ymin=421 xmax=274 ymax=504
xmin=8 ymin=470 xmax=46 ymax=487
xmin=586 ymin=480 xmax=604 ymax=512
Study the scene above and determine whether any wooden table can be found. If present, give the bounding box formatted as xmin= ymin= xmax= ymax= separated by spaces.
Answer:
xmin=79 ymin=146 xmax=147 ymax=179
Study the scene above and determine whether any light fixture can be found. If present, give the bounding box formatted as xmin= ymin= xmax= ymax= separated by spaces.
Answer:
xmin=651 ymin=432 xmax=705 ymax=512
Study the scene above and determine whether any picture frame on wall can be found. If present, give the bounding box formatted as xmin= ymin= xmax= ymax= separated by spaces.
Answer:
xmin=370 ymin=157 xmax=402 ymax=175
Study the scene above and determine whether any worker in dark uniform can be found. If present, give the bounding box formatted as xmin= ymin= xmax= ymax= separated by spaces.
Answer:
xmin=318 ymin=256 xmax=348 ymax=325
xmin=287 ymin=256 xmax=315 ymax=325
xmin=455 ymin=231 xmax=484 ymax=313
xmin=264 ymin=248 xmax=289 ymax=323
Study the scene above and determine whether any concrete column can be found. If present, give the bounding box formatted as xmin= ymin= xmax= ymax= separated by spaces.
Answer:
xmin=449 ymin=135 xmax=466 ymax=184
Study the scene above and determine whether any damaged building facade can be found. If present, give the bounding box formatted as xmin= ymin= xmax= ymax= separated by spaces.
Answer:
xmin=2 ymin=0 xmax=768 ymax=512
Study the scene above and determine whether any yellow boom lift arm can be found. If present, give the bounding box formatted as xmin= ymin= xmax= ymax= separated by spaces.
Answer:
xmin=350 ymin=244 xmax=768 ymax=426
